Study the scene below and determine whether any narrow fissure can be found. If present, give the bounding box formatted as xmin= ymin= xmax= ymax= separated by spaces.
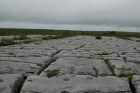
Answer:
xmin=74 ymin=44 xmax=86 ymax=50
xmin=104 ymin=59 xmax=116 ymax=76
xmin=129 ymin=79 xmax=136 ymax=93
xmin=12 ymin=75 xmax=27 ymax=93
xmin=37 ymin=49 xmax=62 ymax=75
xmin=36 ymin=57 xmax=57 ymax=75
xmin=133 ymin=47 xmax=140 ymax=53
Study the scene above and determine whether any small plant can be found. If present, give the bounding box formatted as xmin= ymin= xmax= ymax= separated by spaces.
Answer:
xmin=47 ymin=71 xmax=60 ymax=78
xmin=93 ymin=68 xmax=98 ymax=78
xmin=96 ymin=36 xmax=102 ymax=39
xmin=127 ymin=68 xmax=131 ymax=70
xmin=105 ymin=62 xmax=115 ymax=76
xmin=37 ymin=64 xmax=42 ymax=67
xmin=95 ymin=49 xmax=100 ymax=51
xmin=94 ymin=52 xmax=111 ymax=55
xmin=123 ymin=57 xmax=127 ymax=62
xmin=23 ymin=40 xmax=34 ymax=44
xmin=136 ymin=40 xmax=140 ymax=42
xmin=8 ymin=52 xmax=14 ymax=55
xmin=35 ymin=43 xmax=40 ymax=45
xmin=121 ymin=52 xmax=126 ymax=55
xmin=119 ymin=71 xmax=135 ymax=80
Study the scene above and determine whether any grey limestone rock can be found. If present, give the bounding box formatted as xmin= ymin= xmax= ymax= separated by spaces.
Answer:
xmin=131 ymin=75 xmax=140 ymax=93
xmin=40 ymin=57 xmax=112 ymax=77
xmin=108 ymin=60 xmax=140 ymax=76
xmin=21 ymin=75 xmax=131 ymax=93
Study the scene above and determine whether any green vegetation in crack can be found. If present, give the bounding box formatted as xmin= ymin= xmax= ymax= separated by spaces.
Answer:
xmin=8 ymin=52 xmax=14 ymax=55
xmin=116 ymin=36 xmax=132 ymax=40
xmin=136 ymin=40 xmax=140 ymax=42
xmin=93 ymin=52 xmax=111 ymax=56
xmin=95 ymin=49 xmax=100 ymax=51
xmin=37 ymin=64 xmax=42 ymax=67
xmin=95 ymin=36 xmax=102 ymax=39
xmin=119 ymin=71 xmax=135 ymax=80
xmin=123 ymin=57 xmax=127 ymax=62
xmin=47 ymin=71 xmax=60 ymax=78
xmin=105 ymin=62 xmax=115 ymax=76
xmin=0 ymin=38 xmax=17 ymax=46
xmin=93 ymin=67 xmax=98 ymax=78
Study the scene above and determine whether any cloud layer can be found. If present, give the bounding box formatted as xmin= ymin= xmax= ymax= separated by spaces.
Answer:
xmin=0 ymin=0 xmax=140 ymax=32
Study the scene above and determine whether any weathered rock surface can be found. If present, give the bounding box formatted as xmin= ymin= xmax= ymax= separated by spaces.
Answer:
xmin=0 ymin=61 xmax=40 ymax=75
xmin=131 ymin=75 xmax=140 ymax=93
xmin=21 ymin=75 xmax=131 ymax=93
xmin=0 ymin=74 xmax=24 ymax=93
xmin=108 ymin=60 xmax=140 ymax=76
xmin=40 ymin=57 xmax=112 ymax=77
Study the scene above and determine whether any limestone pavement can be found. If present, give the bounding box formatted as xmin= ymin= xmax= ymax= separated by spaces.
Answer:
xmin=0 ymin=35 xmax=140 ymax=93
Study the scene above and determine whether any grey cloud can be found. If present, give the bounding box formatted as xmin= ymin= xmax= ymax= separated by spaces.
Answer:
xmin=0 ymin=0 xmax=140 ymax=32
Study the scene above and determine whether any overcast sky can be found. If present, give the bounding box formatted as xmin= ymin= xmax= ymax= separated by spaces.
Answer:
xmin=0 ymin=0 xmax=140 ymax=32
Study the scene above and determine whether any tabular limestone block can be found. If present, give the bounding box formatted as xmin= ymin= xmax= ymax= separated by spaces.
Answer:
xmin=131 ymin=75 xmax=140 ymax=93
xmin=21 ymin=75 xmax=131 ymax=93
xmin=127 ymin=57 xmax=140 ymax=64
xmin=0 ymin=74 xmax=23 ymax=93
xmin=0 ymin=56 xmax=49 ymax=64
xmin=41 ymin=57 xmax=112 ymax=77
xmin=0 ymin=61 xmax=40 ymax=75
xmin=108 ymin=60 xmax=140 ymax=76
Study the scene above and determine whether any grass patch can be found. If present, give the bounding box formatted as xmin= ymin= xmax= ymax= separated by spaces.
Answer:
xmin=105 ymin=62 xmax=115 ymax=76
xmin=0 ymin=38 xmax=17 ymax=46
xmin=94 ymin=52 xmax=111 ymax=55
xmin=8 ymin=52 xmax=14 ymax=55
xmin=119 ymin=71 xmax=135 ymax=80
xmin=23 ymin=40 xmax=35 ymax=44
xmin=116 ymin=36 xmax=132 ymax=40
xmin=37 ymin=64 xmax=42 ymax=67
xmin=95 ymin=49 xmax=100 ymax=51
xmin=47 ymin=71 xmax=60 ymax=78
xmin=136 ymin=40 xmax=140 ymax=42
xmin=42 ymin=35 xmax=68 ymax=40
xmin=95 ymin=36 xmax=102 ymax=39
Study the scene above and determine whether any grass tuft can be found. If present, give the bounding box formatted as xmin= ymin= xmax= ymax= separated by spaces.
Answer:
xmin=47 ymin=71 xmax=60 ymax=78
xmin=119 ymin=71 xmax=135 ymax=80
xmin=95 ymin=36 xmax=102 ymax=39
xmin=8 ymin=52 xmax=14 ymax=55
xmin=0 ymin=38 xmax=17 ymax=46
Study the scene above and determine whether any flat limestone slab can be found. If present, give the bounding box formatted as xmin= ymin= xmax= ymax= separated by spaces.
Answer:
xmin=0 ymin=74 xmax=23 ymax=93
xmin=0 ymin=61 xmax=40 ymax=75
xmin=21 ymin=75 xmax=131 ymax=93
xmin=108 ymin=60 xmax=140 ymax=76
xmin=41 ymin=57 xmax=112 ymax=77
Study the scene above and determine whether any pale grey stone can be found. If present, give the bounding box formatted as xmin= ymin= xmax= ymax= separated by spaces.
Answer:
xmin=21 ymin=75 xmax=131 ymax=93
xmin=131 ymin=75 xmax=140 ymax=93
xmin=41 ymin=57 xmax=112 ymax=77
xmin=0 ymin=61 xmax=40 ymax=75
xmin=108 ymin=60 xmax=140 ymax=76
